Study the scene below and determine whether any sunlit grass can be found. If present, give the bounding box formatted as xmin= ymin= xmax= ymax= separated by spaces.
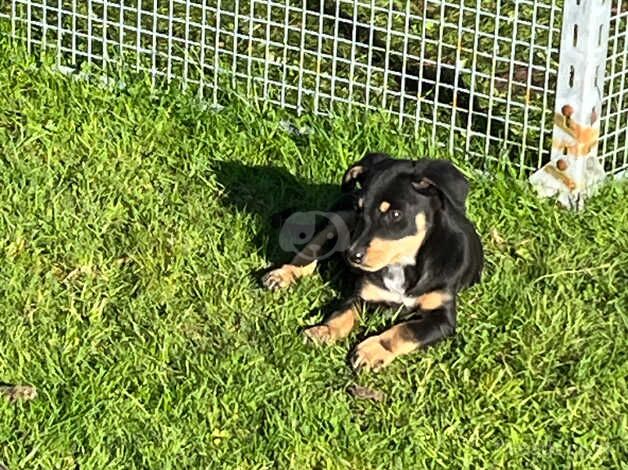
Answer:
xmin=0 ymin=37 xmax=626 ymax=469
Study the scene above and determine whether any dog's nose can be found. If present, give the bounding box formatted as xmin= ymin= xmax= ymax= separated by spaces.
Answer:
xmin=348 ymin=248 xmax=366 ymax=265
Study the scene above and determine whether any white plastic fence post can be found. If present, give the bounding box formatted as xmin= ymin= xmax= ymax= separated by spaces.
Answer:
xmin=530 ymin=0 xmax=612 ymax=209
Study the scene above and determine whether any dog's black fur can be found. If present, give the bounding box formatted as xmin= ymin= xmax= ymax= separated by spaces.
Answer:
xmin=262 ymin=153 xmax=483 ymax=372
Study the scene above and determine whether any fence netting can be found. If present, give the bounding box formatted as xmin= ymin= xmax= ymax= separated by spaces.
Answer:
xmin=3 ymin=0 xmax=627 ymax=174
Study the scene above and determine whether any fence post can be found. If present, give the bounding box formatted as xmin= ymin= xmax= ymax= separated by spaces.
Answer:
xmin=529 ymin=0 xmax=612 ymax=209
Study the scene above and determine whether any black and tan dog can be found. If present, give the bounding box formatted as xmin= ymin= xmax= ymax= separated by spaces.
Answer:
xmin=262 ymin=153 xmax=483 ymax=372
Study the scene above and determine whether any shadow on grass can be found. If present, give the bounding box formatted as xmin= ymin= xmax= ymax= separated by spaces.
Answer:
xmin=212 ymin=160 xmax=357 ymax=308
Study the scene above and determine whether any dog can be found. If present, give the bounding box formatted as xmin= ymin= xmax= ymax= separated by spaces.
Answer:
xmin=262 ymin=153 xmax=483 ymax=372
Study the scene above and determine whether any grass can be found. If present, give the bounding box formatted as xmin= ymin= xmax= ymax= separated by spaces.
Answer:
xmin=0 ymin=37 xmax=626 ymax=469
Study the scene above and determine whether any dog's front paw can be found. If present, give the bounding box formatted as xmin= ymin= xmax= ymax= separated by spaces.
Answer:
xmin=262 ymin=266 xmax=296 ymax=291
xmin=351 ymin=335 xmax=395 ymax=372
xmin=303 ymin=325 xmax=335 ymax=345
xmin=262 ymin=262 xmax=317 ymax=291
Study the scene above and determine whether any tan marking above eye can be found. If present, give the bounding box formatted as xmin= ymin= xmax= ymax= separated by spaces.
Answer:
xmin=379 ymin=201 xmax=391 ymax=213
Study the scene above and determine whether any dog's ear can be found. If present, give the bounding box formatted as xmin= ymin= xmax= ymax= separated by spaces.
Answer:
xmin=412 ymin=159 xmax=469 ymax=211
xmin=341 ymin=153 xmax=390 ymax=192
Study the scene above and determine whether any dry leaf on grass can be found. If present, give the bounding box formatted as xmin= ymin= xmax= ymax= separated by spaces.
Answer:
xmin=0 ymin=384 xmax=37 ymax=402
xmin=347 ymin=384 xmax=385 ymax=402
xmin=490 ymin=228 xmax=507 ymax=247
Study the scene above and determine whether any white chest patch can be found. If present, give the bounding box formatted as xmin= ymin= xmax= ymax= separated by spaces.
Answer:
xmin=380 ymin=265 xmax=420 ymax=308
xmin=360 ymin=265 xmax=420 ymax=308
xmin=383 ymin=265 xmax=406 ymax=295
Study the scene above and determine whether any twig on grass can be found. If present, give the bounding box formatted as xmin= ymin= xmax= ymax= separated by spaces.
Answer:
xmin=531 ymin=263 xmax=613 ymax=285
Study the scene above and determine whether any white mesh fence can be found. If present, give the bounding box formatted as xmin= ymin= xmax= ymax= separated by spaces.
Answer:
xmin=2 ymin=0 xmax=627 ymax=174
xmin=599 ymin=3 xmax=628 ymax=174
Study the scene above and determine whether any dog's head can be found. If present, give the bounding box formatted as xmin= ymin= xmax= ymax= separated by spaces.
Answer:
xmin=343 ymin=154 xmax=469 ymax=272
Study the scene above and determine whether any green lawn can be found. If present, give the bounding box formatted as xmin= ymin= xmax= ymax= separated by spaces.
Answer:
xmin=0 ymin=38 xmax=626 ymax=469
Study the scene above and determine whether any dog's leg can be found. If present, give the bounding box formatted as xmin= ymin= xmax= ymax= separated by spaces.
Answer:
xmin=303 ymin=300 xmax=360 ymax=345
xmin=351 ymin=299 xmax=456 ymax=372
xmin=261 ymin=259 xmax=319 ymax=291
xmin=262 ymin=210 xmax=354 ymax=290
xmin=261 ymin=224 xmax=331 ymax=290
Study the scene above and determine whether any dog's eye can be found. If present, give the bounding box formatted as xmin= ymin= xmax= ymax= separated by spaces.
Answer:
xmin=391 ymin=210 xmax=402 ymax=219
